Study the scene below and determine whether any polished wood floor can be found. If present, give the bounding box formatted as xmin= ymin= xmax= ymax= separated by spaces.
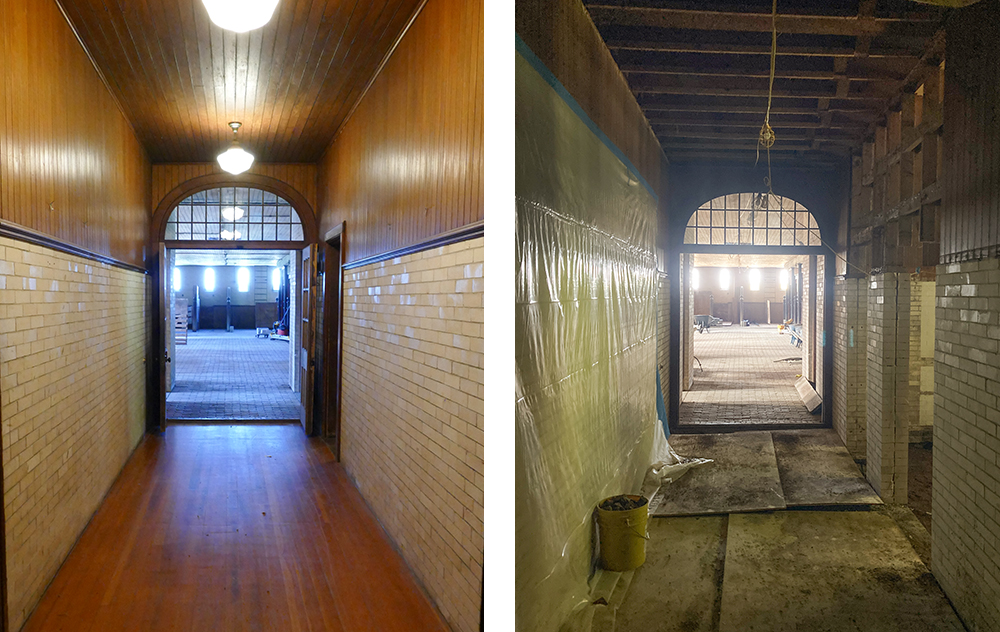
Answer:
xmin=21 ymin=424 xmax=449 ymax=632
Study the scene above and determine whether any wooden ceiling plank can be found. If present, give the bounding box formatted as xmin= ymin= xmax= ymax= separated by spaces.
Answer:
xmin=305 ymin=0 xmax=418 ymax=160
xmin=256 ymin=0 xmax=311 ymax=161
xmin=122 ymin=0 xmax=186 ymax=160
xmin=269 ymin=0 xmax=346 ymax=160
xmin=144 ymin=0 xmax=199 ymax=160
xmin=311 ymin=1 xmax=397 ymax=135
xmin=287 ymin=0 xmax=377 ymax=160
xmin=101 ymin=0 xmax=181 ymax=160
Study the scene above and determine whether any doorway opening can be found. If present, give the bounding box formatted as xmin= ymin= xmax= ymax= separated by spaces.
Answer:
xmin=165 ymin=248 xmax=300 ymax=422
xmin=675 ymin=193 xmax=831 ymax=432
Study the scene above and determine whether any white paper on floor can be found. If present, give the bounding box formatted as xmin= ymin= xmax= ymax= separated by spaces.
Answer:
xmin=643 ymin=421 xmax=713 ymax=512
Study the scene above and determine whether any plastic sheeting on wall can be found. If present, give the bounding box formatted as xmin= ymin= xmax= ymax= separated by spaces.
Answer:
xmin=515 ymin=50 xmax=659 ymax=632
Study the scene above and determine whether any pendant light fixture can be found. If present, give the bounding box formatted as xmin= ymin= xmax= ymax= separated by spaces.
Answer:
xmin=217 ymin=122 xmax=254 ymax=175
xmin=201 ymin=0 xmax=280 ymax=33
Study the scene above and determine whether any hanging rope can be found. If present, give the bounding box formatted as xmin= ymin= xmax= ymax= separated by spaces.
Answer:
xmin=756 ymin=0 xmax=778 ymax=174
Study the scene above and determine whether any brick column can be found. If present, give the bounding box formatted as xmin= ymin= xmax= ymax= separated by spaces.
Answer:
xmin=682 ymin=254 xmax=694 ymax=391
xmin=866 ymin=272 xmax=909 ymax=502
xmin=833 ymin=276 xmax=868 ymax=458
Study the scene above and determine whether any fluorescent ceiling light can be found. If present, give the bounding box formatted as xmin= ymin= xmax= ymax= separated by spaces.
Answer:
xmin=237 ymin=267 xmax=251 ymax=293
xmin=749 ymin=269 xmax=761 ymax=292
xmin=271 ymin=267 xmax=281 ymax=291
xmin=201 ymin=0 xmax=280 ymax=33
xmin=779 ymin=269 xmax=789 ymax=291
xmin=172 ymin=268 xmax=181 ymax=292
xmin=204 ymin=268 xmax=216 ymax=292
xmin=691 ymin=268 xmax=700 ymax=291
xmin=719 ymin=269 xmax=730 ymax=291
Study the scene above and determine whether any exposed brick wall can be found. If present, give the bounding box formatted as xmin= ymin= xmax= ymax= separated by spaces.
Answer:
xmin=341 ymin=237 xmax=483 ymax=632
xmin=816 ymin=256 xmax=825 ymax=398
xmin=908 ymin=279 xmax=936 ymax=436
xmin=866 ymin=273 xmax=909 ymax=502
xmin=833 ymin=277 xmax=868 ymax=458
xmin=657 ymin=273 xmax=670 ymax=420
xmin=0 ymin=238 xmax=147 ymax=631
xmin=934 ymin=259 xmax=1000 ymax=632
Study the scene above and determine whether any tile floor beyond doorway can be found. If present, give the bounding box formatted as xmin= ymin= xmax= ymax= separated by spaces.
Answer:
xmin=680 ymin=324 xmax=822 ymax=426
xmin=167 ymin=330 xmax=301 ymax=421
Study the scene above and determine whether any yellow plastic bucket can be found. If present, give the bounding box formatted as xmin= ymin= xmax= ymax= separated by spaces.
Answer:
xmin=597 ymin=494 xmax=649 ymax=571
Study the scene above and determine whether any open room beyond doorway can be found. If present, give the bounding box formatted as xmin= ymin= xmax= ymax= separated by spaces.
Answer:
xmin=675 ymin=193 xmax=832 ymax=432
xmin=166 ymin=249 xmax=300 ymax=422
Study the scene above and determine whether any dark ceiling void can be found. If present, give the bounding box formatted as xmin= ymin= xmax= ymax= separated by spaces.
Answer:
xmin=57 ymin=0 xmax=423 ymax=163
xmin=584 ymin=0 xmax=949 ymax=166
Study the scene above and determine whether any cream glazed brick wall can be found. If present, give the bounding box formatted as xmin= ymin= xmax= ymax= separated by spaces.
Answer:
xmin=657 ymin=273 xmax=669 ymax=418
xmin=934 ymin=259 xmax=1000 ymax=632
xmin=0 ymin=237 xmax=147 ymax=631
xmin=833 ymin=277 xmax=868 ymax=458
xmin=908 ymin=279 xmax=936 ymax=435
xmin=341 ymin=237 xmax=483 ymax=632
xmin=816 ymin=256 xmax=825 ymax=398
xmin=866 ymin=273 xmax=910 ymax=502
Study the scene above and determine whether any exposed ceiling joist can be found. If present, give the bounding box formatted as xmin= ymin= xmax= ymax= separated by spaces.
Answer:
xmin=627 ymin=74 xmax=897 ymax=100
xmin=585 ymin=5 xmax=941 ymax=37
xmin=603 ymin=40 xmax=920 ymax=59
xmin=585 ymin=0 xmax=949 ymax=166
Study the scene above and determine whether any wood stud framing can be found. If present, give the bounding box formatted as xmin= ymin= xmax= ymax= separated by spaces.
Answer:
xmin=850 ymin=61 xmax=944 ymax=273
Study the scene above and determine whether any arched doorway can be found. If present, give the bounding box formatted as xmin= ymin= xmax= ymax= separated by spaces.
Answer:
xmin=673 ymin=192 xmax=832 ymax=432
xmin=149 ymin=176 xmax=339 ymax=441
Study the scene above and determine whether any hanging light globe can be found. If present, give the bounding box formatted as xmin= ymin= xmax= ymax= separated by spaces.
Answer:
xmin=202 ymin=0 xmax=280 ymax=33
xmin=217 ymin=122 xmax=254 ymax=175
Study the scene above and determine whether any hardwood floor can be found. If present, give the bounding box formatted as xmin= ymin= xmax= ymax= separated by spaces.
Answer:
xmin=20 ymin=424 xmax=449 ymax=632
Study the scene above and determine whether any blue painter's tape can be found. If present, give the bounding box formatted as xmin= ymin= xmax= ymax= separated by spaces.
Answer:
xmin=822 ymin=331 xmax=827 ymax=347
xmin=849 ymin=328 xmax=854 ymax=348
xmin=515 ymin=35 xmax=659 ymax=201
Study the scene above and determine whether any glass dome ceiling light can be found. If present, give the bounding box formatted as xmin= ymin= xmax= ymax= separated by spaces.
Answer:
xmin=221 ymin=206 xmax=245 ymax=221
xmin=217 ymin=122 xmax=254 ymax=175
xmin=201 ymin=0 xmax=280 ymax=33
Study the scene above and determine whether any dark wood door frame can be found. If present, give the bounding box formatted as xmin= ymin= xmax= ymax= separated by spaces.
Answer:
xmin=320 ymin=223 xmax=345 ymax=460
xmin=670 ymin=246 xmax=834 ymax=433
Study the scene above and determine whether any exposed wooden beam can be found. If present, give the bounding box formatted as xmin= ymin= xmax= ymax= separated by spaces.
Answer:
xmin=603 ymin=40 xmax=921 ymax=59
xmin=648 ymin=115 xmax=866 ymax=131
xmin=617 ymin=62 xmax=907 ymax=82
xmin=657 ymin=130 xmax=858 ymax=144
xmin=661 ymin=139 xmax=851 ymax=152
xmin=628 ymin=74 xmax=896 ymax=100
xmin=585 ymin=6 xmax=943 ymax=37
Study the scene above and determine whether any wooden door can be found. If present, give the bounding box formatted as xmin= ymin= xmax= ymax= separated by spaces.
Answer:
xmin=159 ymin=243 xmax=169 ymax=432
xmin=300 ymin=244 xmax=318 ymax=434
xmin=324 ymin=235 xmax=344 ymax=454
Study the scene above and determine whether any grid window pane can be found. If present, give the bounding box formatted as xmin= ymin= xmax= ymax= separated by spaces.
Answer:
xmin=165 ymin=186 xmax=305 ymax=242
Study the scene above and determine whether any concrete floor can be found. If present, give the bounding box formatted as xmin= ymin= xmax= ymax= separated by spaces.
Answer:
xmin=166 ymin=330 xmax=301 ymax=421
xmin=614 ymin=432 xmax=963 ymax=632
xmin=680 ymin=325 xmax=822 ymax=427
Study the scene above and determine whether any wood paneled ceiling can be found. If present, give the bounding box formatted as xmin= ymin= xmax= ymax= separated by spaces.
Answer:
xmin=585 ymin=0 xmax=949 ymax=165
xmin=58 ymin=0 xmax=423 ymax=163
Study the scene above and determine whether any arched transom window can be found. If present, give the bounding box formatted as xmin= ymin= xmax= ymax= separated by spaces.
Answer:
xmin=684 ymin=193 xmax=821 ymax=247
xmin=166 ymin=186 xmax=304 ymax=242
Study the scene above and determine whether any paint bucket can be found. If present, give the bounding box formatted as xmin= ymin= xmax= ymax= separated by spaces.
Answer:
xmin=596 ymin=494 xmax=649 ymax=571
